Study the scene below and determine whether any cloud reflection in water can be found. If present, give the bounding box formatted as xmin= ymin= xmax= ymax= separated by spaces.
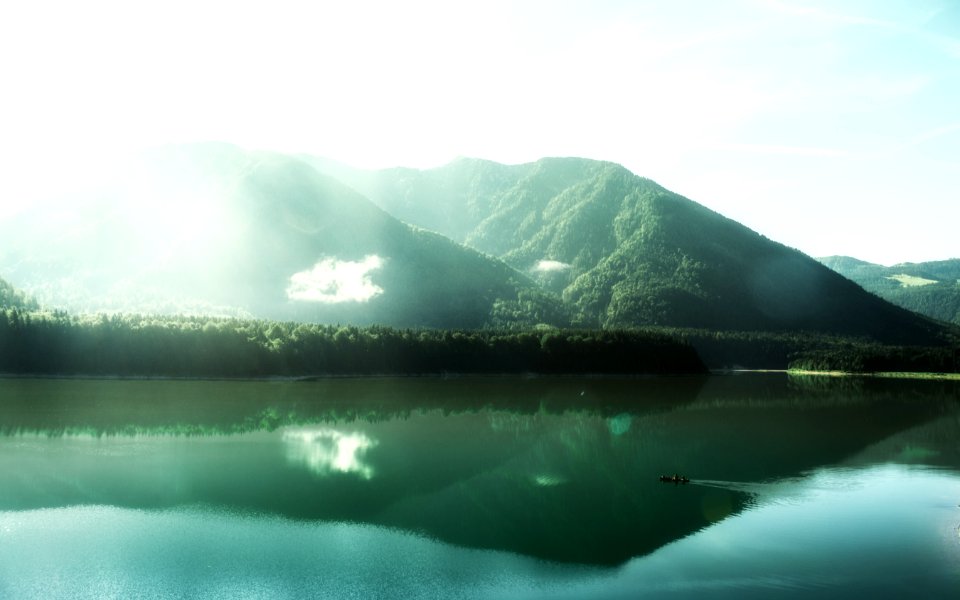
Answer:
xmin=282 ymin=427 xmax=378 ymax=479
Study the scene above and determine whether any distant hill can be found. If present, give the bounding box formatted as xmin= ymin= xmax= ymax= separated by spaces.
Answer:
xmin=820 ymin=256 xmax=960 ymax=326
xmin=0 ymin=144 xmax=568 ymax=329
xmin=310 ymin=157 xmax=951 ymax=344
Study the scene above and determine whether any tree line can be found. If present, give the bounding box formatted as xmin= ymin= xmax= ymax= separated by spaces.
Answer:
xmin=787 ymin=344 xmax=959 ymax=374
xmin=649 ymin=327 xmax=959 ymax=374
xmin=0 ymin=309 xmax=706 ymax=377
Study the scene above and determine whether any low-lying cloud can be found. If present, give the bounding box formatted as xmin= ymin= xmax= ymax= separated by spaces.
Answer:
xmin=533 ymin=260 xmax=572 ymax=273
xmin=287 ymin=255 xmax=384 ymax=303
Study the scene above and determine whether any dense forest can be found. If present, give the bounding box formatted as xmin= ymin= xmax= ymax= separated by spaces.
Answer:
xmin=0 ymin=308 xmax=707 ymax=377
xmin=0 ymin=278 xmax=38 ymax=312
xmin=644 ymin=327 xmax=959 ymax=374
xmin=2 ymin=304 xmax=957 ymax=377
xmin=3 ymin=272 xmax=958 ymax=377
xmin=787 ymin=344 xmax=959 ymax=374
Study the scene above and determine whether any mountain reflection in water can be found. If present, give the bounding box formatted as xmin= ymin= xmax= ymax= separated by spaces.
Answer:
xmin=0 ymin=374 xmax=958 ymax=570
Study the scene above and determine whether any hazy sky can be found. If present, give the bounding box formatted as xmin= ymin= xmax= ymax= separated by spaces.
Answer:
xmin=1 ymin=0 xmax=957 ymax=265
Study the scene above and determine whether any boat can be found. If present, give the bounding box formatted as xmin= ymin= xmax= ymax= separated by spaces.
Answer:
xmin=659 ymin=474 xmax=690 ymax=484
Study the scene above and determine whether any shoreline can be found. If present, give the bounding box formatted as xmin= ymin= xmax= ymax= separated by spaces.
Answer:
xmin=785 ymin=369 xmax=960 ymax=381
xmin=0 ymin=371 xmax=708 ymax=383
xmin=2 ymin=370 xmax=957 ymax=382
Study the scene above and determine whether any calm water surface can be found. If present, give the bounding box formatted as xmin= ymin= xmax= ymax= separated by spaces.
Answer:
xmin=0 ymin=374 xmax=958 ymax=598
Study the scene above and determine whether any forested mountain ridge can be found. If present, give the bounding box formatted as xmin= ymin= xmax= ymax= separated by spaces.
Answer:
xmin=311 ymin=157 xmax=951 ymax=344
xmin=820 ymin=256 xmax=960 ymax=325
xmin=0 ymin=144 xmax=568 ymax=329
xmin=304 ymin=155 xmax=617 ymax=257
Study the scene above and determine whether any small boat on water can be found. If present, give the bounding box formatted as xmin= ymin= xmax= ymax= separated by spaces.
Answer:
xmin=659 ymin=474 xmax=690 ymax=484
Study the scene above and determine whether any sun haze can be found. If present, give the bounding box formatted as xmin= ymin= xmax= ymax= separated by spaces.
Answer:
xmin=1 ymin=0 xmax=957 ymax=264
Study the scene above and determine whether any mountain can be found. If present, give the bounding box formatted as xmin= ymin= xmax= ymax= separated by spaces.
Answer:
xmin=309 ymin=157 xmax=951 ymax=344
xmin=5 ymin=147 xmax=954 ymax=345
xmin=0 ymin=144 xmax=568 ymax=329
xmin=820 ymin=256 xmax=960 ymax=326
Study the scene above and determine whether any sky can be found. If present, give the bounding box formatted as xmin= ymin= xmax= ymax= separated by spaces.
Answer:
xmin=1 ymin=0 xmax=958 ymax=265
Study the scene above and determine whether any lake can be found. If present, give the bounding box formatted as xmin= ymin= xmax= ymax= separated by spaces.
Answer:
xmin=0 ymin=374 xmax=958 ymax=598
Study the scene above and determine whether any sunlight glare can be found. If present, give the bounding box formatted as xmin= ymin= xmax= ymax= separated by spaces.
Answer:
xmin=116 ymin=164 xmax=235 ymax=264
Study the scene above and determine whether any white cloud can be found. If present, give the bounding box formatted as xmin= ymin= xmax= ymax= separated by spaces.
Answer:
xmin=533 ymin=260 xmax=572 ymax=273
xmin=286 ymin=256 xmax=384 ymax=303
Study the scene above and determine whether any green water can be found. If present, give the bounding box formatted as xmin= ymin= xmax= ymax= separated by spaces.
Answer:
xmin=0 ymin=374 xmax=958 ymax=598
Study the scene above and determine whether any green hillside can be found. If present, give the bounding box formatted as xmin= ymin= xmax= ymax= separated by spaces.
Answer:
xmin=312 ymin=157 xmax=950 ymax=344
xmin=820 ymin=256 xmax=960 ymax=325
xmin=0 ymin=145 xmax=567 ymax=329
